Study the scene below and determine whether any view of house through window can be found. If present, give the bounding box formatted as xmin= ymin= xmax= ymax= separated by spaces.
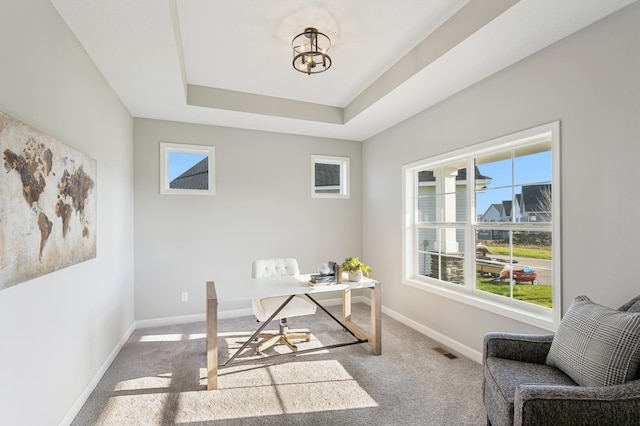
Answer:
xmin=474 ymin=142 xmax=553 ymax=307
xmin=160 ymin=142 xmax=215 ymax=195
xmin=315 ymin=162 xmax=340 ymax=194
xmin=168 ymin=152 xmax=208 ymax=189
xmin=404 ymin=122 xmax=559 ymax=326
xmin=311 ymin=155 xmax=350 ymax=198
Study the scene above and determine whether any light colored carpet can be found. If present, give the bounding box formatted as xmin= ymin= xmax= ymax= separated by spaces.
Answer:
xmin=72 ymin=304 xmax=486 ymax=425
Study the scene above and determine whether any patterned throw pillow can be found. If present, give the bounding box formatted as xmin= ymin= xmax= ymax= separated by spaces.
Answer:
xmin=546 ymin=295 xmax=640 ymax=387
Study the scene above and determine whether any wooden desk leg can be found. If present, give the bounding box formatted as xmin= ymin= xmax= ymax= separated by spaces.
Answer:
xmin=343 ymin=284 xmax=381 ymax=355
xmin=370 ymin=282 xmax=382 ymax=355
xmin=342 ymin=288 xmax=352 ymax=326
xmin=206 ymin=281 xmax=218 ymax=390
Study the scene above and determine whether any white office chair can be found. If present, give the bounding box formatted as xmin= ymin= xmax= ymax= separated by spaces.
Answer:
xmin=252 ymin=258 xmax=317 ymax=354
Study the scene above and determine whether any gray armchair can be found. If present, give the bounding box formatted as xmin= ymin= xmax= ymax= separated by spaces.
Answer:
xmin=483 ymin=295 xmax=640 ymax=426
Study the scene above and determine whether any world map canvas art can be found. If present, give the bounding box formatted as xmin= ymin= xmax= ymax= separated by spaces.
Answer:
xmin=0 ymin=112 xmax=96 ymax=290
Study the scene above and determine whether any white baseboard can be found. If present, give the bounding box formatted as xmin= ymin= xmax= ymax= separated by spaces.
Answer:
xmin=60 ymin=322 xmax=136 ymax=426
xmin=136 ymin=312 xmax=207 ymax=328
xmin=380 ymin=305 xmax=482 ymax=363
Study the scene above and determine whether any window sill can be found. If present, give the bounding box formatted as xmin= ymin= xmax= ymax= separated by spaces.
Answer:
xmin=403 ymin=277 xmax=557 ymax=332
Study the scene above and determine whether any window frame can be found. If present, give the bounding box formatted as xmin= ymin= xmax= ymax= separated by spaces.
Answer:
xmin=402 ymin=122 xmax=561 ymax=330
xmin=311 ymin=155 xmax=350 ymax=199
xmin=160 ymin=142 xmax=215 ymax=196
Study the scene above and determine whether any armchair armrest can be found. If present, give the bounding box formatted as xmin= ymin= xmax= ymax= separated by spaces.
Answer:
xmin=514 ymin=379 xmax=640 ymax=426
xmin=483 ymin=332 xmax=554 ymax=365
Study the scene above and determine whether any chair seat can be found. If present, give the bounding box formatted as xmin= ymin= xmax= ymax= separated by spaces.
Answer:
xmin=484 ymin=357 xmax=578 ymax=425
xmin=252 ymin=295 xmax=317 ymax=322
xmin=251 ymin=258 xmax=317 ymax=354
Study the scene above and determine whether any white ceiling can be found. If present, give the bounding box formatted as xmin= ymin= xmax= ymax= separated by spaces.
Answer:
xmin=51 ymin=0 xmax=636 ymax=141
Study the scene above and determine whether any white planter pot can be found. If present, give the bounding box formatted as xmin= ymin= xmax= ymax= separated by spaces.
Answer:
xmin=348 ymin=270 xmax=363 ymax=282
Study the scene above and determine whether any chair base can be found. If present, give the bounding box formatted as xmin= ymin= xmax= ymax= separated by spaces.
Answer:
xmin=255 ymin=320 xmax=311 ymax=354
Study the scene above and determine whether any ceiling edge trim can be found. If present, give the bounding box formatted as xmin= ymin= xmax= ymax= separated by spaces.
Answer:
xmin=187 ymin=85 xmax=344 ymax=124
xmin=343 ymin=0 xmax=519 ymax=123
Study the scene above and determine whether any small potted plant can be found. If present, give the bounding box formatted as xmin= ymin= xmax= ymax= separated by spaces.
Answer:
xmin=341 ymin=257 xmax=372 ymax=282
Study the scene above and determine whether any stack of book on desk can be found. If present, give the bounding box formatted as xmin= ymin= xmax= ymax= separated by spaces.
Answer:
xmin=309 ymin=274 xmax=334 ymax=286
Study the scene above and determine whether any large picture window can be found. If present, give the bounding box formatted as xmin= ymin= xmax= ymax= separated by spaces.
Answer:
xmin=403 ymin=122 xmax=560 ymax=329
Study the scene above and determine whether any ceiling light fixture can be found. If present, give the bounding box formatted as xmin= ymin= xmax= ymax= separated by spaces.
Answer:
xmin=292 ymin=27 xmax=332 ymax=75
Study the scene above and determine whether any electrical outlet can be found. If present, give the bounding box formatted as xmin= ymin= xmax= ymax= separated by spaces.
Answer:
xmin=181 ymin=291 xmax=188 ymax=302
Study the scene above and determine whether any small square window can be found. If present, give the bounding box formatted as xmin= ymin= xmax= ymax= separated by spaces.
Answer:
xmin=160 ymin=142 xmax=215 ymax=195
xmin=311 ymin=155 xmax=350 ymax=199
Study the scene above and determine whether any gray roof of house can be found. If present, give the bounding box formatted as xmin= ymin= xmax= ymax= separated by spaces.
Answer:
xmin=522 ymin=184 xmax=551 ymax=211
xmin=170 ymin=158 xmax=208 ymax=190
xmin=315 ymin=163 xmax=340 ymax=187
xmin=502 ymin=200 xmax=513 ymax=216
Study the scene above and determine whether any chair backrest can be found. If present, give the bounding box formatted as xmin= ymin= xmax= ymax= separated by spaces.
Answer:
xmin=252 ymin=258 xmax=299 ymax=279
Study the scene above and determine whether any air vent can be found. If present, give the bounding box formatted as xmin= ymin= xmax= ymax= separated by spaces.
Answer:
xmin=433 ymin=346 xmax=458 ymax=359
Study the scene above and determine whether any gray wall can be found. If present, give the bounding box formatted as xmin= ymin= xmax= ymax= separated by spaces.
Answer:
xmin=362 ymin=2 xmax=640 ymax=357
xmin=0 ymin=0 xmax=135 ymax=424
xmin=133 ymin=119 xmax=362 ymax=320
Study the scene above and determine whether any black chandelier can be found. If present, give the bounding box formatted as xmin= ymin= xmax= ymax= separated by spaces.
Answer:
xmin=292 ymin=27 xmax=332 ymax=75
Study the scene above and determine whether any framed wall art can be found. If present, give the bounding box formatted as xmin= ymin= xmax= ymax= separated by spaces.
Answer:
xmin=0 ymin=112 xmax=97 ymax=289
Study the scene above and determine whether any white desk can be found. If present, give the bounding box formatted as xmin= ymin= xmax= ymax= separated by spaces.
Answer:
xmin=206 ymin=274 xmax=381 ymax=390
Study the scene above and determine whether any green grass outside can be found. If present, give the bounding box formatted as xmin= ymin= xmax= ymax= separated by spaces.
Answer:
xmin=477 ymin=277 xmax=552 ymax=308
xmin=486 ymin=245 xmax=552 ymax=260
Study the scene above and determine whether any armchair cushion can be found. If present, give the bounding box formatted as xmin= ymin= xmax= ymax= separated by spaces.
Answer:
xmin=546 ymin=295 xmax=640 ymax=387
xmin=484 ymin=357 xmax=577 ymax=425
xmin=514 ymin=379 xmax=640 ymax=425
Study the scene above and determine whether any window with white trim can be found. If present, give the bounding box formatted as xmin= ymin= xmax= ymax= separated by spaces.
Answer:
xmin=311 ymin=155 xmax=350 ymax=198
xmin=160 ymin=142 xmax=215 ymax=195
xmin=402 ymin=122 xmax=561 ymax=328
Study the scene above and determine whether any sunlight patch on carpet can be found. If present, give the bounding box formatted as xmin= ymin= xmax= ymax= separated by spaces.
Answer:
xmin=114 ymin=374 xmax=172 ymax=391
xmin=182 ymin=360 xmax=377 ymax=421
xmin=138 ymin=333 xmax=183 ymax=342
xmin=98 ymin=392 xmax=170 ymax=425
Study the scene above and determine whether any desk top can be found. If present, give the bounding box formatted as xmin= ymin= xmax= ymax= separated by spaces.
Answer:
xmin=213 ymin=273 xmax=378 ymax=302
